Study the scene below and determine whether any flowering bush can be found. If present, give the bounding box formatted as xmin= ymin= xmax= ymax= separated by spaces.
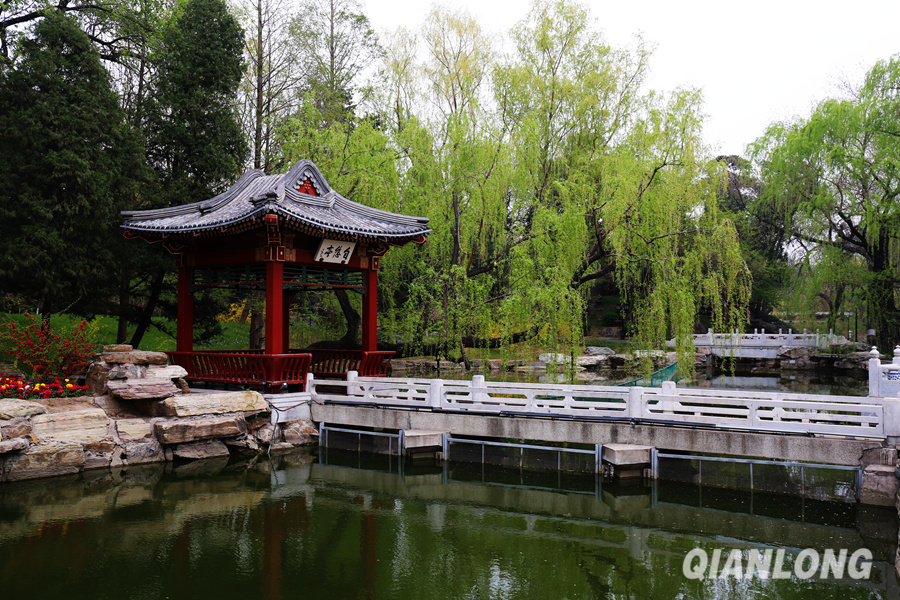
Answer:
xmin=0 ymin=314 xmax=97 ymax=382
xmin=0 ymin=376 xmax=89 ymax=400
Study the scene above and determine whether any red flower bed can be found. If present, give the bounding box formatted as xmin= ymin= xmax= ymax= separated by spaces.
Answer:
xmin=0 ymin=376 xmax=89 ymax=400
xmin=0 ymin=314 xmax=96 ymax=382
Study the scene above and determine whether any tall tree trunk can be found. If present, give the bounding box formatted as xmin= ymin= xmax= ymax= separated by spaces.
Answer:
xmin=334 ymin=288 xmax=360 ymax=347
xmin=870 ymin=239 xmax=900 ymax=351
xmin=254 ymin=0 xmax=264 ymax=169
xmin=116 ymin=279 xmax=130 ymax=344
xmin=129 ymin=270 xmax=165 ymax=348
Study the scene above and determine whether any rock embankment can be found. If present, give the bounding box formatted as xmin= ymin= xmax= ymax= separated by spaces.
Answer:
xmin=0 ymin=346 xmax=316 ymax=483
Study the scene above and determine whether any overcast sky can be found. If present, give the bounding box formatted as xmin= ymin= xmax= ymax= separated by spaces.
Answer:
xmin=363 ymin=0 xmax=900 ymax=156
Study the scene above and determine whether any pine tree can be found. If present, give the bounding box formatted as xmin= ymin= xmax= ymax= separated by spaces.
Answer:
xmin=0 ymin=11 xmax=143 ymax=316
xmin=145 ymin=0 xmax=248 ymax=204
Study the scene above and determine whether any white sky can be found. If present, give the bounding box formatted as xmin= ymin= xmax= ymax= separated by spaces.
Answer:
xmin=363 ymin=0 xmax=900 ymax=156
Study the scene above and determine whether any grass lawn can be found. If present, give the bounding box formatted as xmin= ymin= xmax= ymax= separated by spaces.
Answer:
xmin=0 ymin=313 xmax=259 ymax=366
xmin=1 ymin=312 xmax=651 ymax=368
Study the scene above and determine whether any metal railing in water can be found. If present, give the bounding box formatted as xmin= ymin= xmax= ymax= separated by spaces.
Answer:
xmin=616 ymin=361 xmax=679 ymax=387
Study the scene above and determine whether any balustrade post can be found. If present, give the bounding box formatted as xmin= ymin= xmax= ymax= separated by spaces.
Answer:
xmin=628 ymin=387 xmax=642 ymax=419
xmin=306 ymin=372 xmax=314 ymax=395
xmin=661 ymin=380 xmax=677 ymax=414
xmin=869 ymin=348 xmax=881 ymax=398
xmin=347 ymin=370 xmax=360 ymax=397
xmin=472 ymin=375 xmax=485 ymax=406
xmin=430 ymin=379 xmax=443 ymax=408
xmin=883 ymin=396 xmax=900 ymax=443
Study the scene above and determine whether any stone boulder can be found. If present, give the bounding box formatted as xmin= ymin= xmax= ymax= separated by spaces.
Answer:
xmin=281 ymin=421 xmax=317 ymax=445
xmin=538 ymin=353 xmax=572 ymax=366
xmin=100 ymin=350 xmax=168 ymax=366
xmin=585 ymin=346 xmax=616 ymax=356
xmin=107 ymin=378 xmax=180 ymax=401
xmin=173 ymin=439 xmax=230 ymax=460
xmin=114 ymin=418 xmax=154 ymax=442
xmin=3 ymin=441 xmax=84 ymax=481
xmin=156 ymin=391 xmax=268 ymax=417
xmin=0 ymin=438 xmax=28 ymax=454
xmin=0 ymin=399 xmax=46 ymax=420
xmin=778 ymin=346 xmax=811 ymax=360
xmin=0 ymin=417 xmax=32 ymax=440
xmin=575 ymin=355 xmax=607 ymax=368
xmin=31 ymin=408 xmax=110 ymax=443
xmin=153 ymin=414 xmax=246 ymax=445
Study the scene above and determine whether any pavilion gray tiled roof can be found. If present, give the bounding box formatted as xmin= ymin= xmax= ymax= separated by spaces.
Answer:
xmin=121 ymin=160 xmax=430 ymax=243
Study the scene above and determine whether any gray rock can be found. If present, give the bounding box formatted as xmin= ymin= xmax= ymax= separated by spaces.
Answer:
xmin=154 ymin=415 xmax=246 ymax=444
xmin=222 ymin=434 xmax=260 ymax=453
xmin=0 ymin=399 xmax=46 ymax=420
xmin=102 ymin=344 xmax=133 ymax=352
xmin=107 ymin=377 xmax=179 ymax=401
xmin=99 ymin=350 xmax=168 ymax=365
xmin=31 ymin=408 xmax=109 ymax=443
xmin=0 ymin=438 xmax=28 ymax=454
xmin=4 ymin=441 xmax=84 ymax=481
xmin=146 ymin=364 xmax=188 ymax=379
xmin=281 ymin=421 xmax=316 ymax=445
xmin=255 ymin=423 xmax=276 ymax=444
xmin=173 ymin=439 xmax=230 ymax=460
xmin=538 ymin=353 xmax=571 ymax=365
xmin=157 ymin=391 xmax=268 ymax=417
xmin=576 ymin=355 xmax=607 ymax=368
xmin=115 ymin=418 xmax=154 ymax=441
xmin=122 ymin=437 xmax=164 ymax=465
xmin=1 ymin=417 xmax=32 ymax=439
xmin=584 ymin=346 xmax=616 ymax=356
xmin=777 ymin=346 xmax=811 ymax=360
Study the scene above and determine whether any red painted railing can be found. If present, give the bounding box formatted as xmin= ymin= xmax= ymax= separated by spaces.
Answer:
xmin=293 ymin=349 xmax=395 ymax=378
xmin=166 ymin=352 xmax=312 ymax=391
xmin=166 ymin=349 xmax=393 ymax=388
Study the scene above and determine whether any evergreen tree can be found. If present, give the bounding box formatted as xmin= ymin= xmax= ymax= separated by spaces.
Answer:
xmin=0 ymin=11 xmax=143 ymax=316
xmin=145 ymin=0 xmax=248 ymax=204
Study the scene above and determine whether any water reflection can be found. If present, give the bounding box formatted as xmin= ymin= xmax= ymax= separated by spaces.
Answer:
xmin=0 ymin=451 xmax=895 ymax=599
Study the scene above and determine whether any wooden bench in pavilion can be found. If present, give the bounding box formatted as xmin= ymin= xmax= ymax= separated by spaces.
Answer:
xmin=121 ymin=159 xmax=429 ymax=392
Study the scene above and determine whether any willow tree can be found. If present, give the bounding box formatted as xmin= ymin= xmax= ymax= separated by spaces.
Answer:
xmin=368 ymin=7 xmax=526 ymax=363
xmin=750 ymin=55 xmax=900 ymax=351
xmin=353 ymin=0 xmax=751 ymax=367
xmin=492 ymin=0 xmax=750 ymax=365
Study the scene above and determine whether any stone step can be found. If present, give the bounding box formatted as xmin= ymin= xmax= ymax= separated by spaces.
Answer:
xmin=602 ymin=443 xmax=653 ymax=466
xmin=402 ymin=430 xmax=445 ymax=450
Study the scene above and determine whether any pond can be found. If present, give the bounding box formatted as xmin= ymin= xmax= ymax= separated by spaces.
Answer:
xmin=416 ymin=367 xmax=869 ymax=397
xmin=0 ymin=449 xmax=895 ymax=599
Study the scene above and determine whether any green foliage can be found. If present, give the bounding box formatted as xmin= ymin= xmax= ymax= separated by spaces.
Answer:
xmin=0 ymin=11 xmax=144 ymax=315
xmin=289 ymin=0 xmax=381 ymax=124
xmin=145 ymin=0 xmax=248 ymax=203
xmin=291 ymin=0 xmax=752 ymax=373
xmin=750 ymin=54 xmax=900 ymax=350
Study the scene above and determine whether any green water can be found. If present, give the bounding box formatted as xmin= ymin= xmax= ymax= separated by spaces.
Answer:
xmin=0 ymin=450 xmax=895 ymax=599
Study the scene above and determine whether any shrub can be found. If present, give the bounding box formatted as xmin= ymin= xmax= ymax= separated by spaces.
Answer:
xmin=0 ymin=314 xmax=97 ymax=381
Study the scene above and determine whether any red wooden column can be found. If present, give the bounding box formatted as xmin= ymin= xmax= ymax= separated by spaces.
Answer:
xmin=266 ymin=261 xmax=285 ymax=355
xmin=176 ymin=265 xmax=194 ymax=352
xmin=362 ymin=268 xmax=378 ymax=351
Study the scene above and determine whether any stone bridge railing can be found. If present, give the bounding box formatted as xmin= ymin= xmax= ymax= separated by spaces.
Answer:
xmin=667 ymin=329 xmax=849 ymax=359
xmin=311 ymin=372 xmax=893 ymax=440
xmin=869 ymin=346 xmax=900 ymax=399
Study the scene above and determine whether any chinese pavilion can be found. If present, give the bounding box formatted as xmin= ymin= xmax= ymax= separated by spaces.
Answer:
xmin=121 ymin=159 xmax=430 ymax=391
